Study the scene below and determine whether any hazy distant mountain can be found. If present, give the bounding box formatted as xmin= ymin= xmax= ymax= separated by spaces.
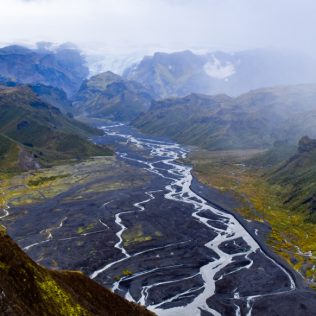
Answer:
xmin=0 ymin=44 xmax=89 ymax=97
xmin=0 ymin=85 xmax=111 ymax=172
xmin=73 ymin=71 xmax=153 ymax=121
xmin=30 ymin=84 xmax=73 ymax=115
xmin=86 ymin=52 xmax=142 ymax=77
xmin=124 ymin=49 xmax=316 ymax=98
xmin=133 ymin=84 xmax=316 ymax=150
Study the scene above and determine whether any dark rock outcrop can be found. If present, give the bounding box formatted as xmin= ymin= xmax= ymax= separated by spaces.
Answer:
xmin=298 ymin=136 xmax=316 ymax=153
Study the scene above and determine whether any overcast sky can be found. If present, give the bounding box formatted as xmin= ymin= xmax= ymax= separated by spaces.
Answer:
xmin=0 ymin=0 xmax=315 ymax=55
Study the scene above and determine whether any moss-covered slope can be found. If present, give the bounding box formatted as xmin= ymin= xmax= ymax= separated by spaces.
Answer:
xmin=0 ymin=226 xmax=155 ymax=316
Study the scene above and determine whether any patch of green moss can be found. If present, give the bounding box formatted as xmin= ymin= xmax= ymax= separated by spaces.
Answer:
xmin=77 ymin=223 xmax=95 ymax=234
xmin=28 ymin=174 xmax=69 ymax=187
xmin=122 ymin=224 xmax=152 ymax=246
xmin=114 ymin=269 xmax=133 ymax=281
xmin=122 ymin=269 xmax=133 ymax=277
xmin=0 ymin=261 xmax=9 ymax=271
xmin=38 ymin=277 xmax=90 ymax=316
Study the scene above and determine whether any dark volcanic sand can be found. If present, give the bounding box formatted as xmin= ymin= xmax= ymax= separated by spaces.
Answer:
xmin=2 ymin=122 xmax=316 ymax=316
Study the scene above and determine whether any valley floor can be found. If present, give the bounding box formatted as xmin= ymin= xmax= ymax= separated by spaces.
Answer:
xmin=2 ymin=123 xmax=316 ymax=315
xmin=189 ymin=149 xmax=316 ymax=289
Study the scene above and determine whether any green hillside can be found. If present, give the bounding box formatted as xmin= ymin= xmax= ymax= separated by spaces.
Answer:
xmin=73 ymin=71 xmax=153 ymax=121
xmin=134 ymin=85 xmax=316 ymax=150
xmin=267 ymin=136 xmax=316 ymax=221
xmin=0 ymin=85 xmax=112 ymax=172
xmin=0 ymin=226 xmax=154 ymax=316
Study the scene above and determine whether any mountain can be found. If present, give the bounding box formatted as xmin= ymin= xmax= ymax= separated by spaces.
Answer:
xmin=30 ymin=84 xmax=73 ymax=115
xmin=268 ymin=136 xmax=316 ymax=221
xmin=0 ymin=77 xmax=74 ymax=115
xmin=0 ymin=85 xmax=111 ymax=172
xmin=73 ymin=71 xmax=153 ymax=121
xmin=86 ymin=52 xmax=142 ymax=77
xmin=0 ymin=226 xmax=154 ymax=316
xmin=133 ymin=85 xmax=316 ymax=150
xmin=0 ymin=44 xmax=88 ymax=97
xmin=124 ymin=49 xmax=316 ymax=98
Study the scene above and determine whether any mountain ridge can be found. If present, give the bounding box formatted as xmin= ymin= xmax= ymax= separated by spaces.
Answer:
xmin=0 ymin=85 xmax=111 ymax=172
xmin=73 ymin=71 xmax=153 ymax=121
xmin=124 ymin=49 xmax=316 ymax=98
xmin=133 ymin=84 xmax=316 ymax=150
xmin=0 ymin=44 xmax=88 ymax=97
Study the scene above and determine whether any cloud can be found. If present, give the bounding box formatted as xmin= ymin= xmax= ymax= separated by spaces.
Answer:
xmin=0 ymin=0 xmax=315 ymax=55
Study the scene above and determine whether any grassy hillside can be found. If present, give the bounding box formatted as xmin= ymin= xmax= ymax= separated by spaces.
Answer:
xmin=73 ymin=71 xmax=153 ymax=121
xmin=134 ymin=85 xmax=316 ymax=150
xmin=189 ymin=137 xmax=316 ymax=287
xmin=0 ymin=85 xmax=112 ymax=172
xmin=267 ymin=136 xmax=316 ymax=221
xmin=0 ymin=134 xmax=20 ymax=172
xmin=0 ymin=226 xmax=154 ymax=316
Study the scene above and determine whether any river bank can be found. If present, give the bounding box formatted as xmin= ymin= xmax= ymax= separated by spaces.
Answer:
xmin=188 ymin=148 xmax=316 ymax=289
xmin=2 ymin=121 xmax=316 ymax=315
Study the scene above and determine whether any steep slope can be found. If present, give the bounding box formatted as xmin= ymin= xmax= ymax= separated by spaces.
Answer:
xmin=30 ymin=84 xmax=73 ymax=115
xmin=0 ymin=44 xmax=88 ymax=97
xmin=0 ymin=134 xmax=21 ymax=172
xmin=133 ymin=85 xmax=316 ymax=150
xmin=0 ymin=77 xmax=74 ymax=115
xmin=73 ymin=71 xmax=153 ymax=121
xmin=0 ymin=226 xmax=154 ymax=316
xmin=268 ymin=136 xmax=316 ymax=221
xmin=0 ymin=85 xmax=111 ymax=172
xmin=124 ymin=49 xmax=316 ymax=98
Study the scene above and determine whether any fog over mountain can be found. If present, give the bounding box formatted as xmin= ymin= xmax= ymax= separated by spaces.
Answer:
xmin=1 ymin=0 xmax=316 ymax=57
xmin=3 ymin=2 xmax=316 ymax=316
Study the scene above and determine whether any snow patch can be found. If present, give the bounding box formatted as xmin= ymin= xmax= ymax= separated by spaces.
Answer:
xmin=204 ymin=56 xmax=236 ymax=79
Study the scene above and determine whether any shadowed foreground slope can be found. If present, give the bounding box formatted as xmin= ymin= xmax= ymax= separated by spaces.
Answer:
xmin=0 ymin=227 xmax=155 ymax=316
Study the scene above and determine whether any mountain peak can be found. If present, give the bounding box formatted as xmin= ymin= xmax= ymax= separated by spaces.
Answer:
xmin=298 ymin=136 xmax=316 ymax=153
xmin=87 ymin=71 xmax=123 ymax=90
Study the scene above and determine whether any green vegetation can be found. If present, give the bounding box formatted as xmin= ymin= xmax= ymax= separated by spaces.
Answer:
xmin=189 ymin=142 xmax=316 ymax=288
xmin=0 ymin=134 xmax=20 ymax=173
xmin=134 ymin=85 xmax=316 ymax=150
xmin=267 ymin=136 xmax=316 ymax=222
xmin=77 ymin=223 xmax=95 ymax=234
xmin=38 ymin=277 xmax=90 ymax=316
xmin=73 ymin=71 xmax=152 ymax=121
xmin=0 ymin=86 xmax=112 ymax=173
xmin=0 ymin=229 xmax=155 ymax=315
xmin=28 ymin=174 xmax=69 ymax=187
xmin=122 ymin=224 xmax=152 ymax=246
xmin=114 ymin=269 xmax=133 ymax=281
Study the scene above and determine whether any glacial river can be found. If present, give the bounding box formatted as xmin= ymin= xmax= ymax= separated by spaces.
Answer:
xmin=90 ymin=123 xmax=295 ymax=316
xmin=1 ymin=122 xmax=298 ymax=316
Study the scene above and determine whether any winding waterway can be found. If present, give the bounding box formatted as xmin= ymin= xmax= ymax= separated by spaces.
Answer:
xmin=90 ymin=123 xmax=296 ymax=316
xmin=1 ymin=122 xmax=303 ymax=316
